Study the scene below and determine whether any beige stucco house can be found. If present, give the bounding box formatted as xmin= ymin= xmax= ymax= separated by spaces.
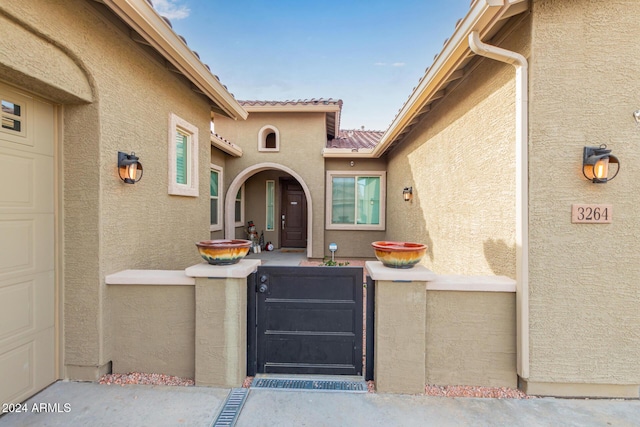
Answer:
xmin=2 ymin=0 xmax=639 ymax=404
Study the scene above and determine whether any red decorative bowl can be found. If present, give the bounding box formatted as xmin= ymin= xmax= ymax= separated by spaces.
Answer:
xmin=371 ymin=241 xmax=427 ymax=269
xmin=195 ymin=239 xmax=252 ymax=265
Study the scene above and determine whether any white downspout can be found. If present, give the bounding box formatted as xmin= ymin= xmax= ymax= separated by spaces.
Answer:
xmin=468 ymin=31 xmax=529 ymax=380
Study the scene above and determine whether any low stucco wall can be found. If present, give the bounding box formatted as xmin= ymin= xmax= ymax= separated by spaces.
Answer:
xmin=369 ymin=262 xmax=516 ymax=393
xmin=109 ymin=284 xmax=195 ymax=378
xmin=425 ymin=290 xmax=516 ymax=388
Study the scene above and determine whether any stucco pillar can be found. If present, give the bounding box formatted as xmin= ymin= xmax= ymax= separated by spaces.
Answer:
xmin=366 ymin=261 xmax=436 ymax=394
xmin=186 ymin=260 xmax=260 ymax=387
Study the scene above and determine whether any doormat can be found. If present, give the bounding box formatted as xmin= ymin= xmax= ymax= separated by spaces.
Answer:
xmin=251 ymin=378 xmax=367 ymax=393
xmin=279 ymin=248 xmax=305 ymax=253
xmin=211 ymin=388 xmax=248 ymax=427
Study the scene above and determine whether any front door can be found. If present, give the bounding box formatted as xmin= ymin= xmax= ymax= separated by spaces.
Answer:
xmin=0 ymin=83 xmax=56 ymax=404
xmin=280 ymin=179 xmax=306 ymax=248
xmin=248 ymin=266 xmax=363 ymax=376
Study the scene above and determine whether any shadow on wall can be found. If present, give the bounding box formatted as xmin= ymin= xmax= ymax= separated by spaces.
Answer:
xmin=415 ymin=190 xmax=435 ymax=263
xmin=386 ymin=180 xmax=434 ymax=263
xmin=483 ymin=238 xmax=516 ymax=279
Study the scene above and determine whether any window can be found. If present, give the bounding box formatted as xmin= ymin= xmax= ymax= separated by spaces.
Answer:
xmin=326 ymin=171 xmax=386 ymax=230
xmin=210 ymin=165 xmax=223 ymax=231
xmin=1 ymin=100 xmax=21 ymax=133
xmin=265 ymin=180 xmax=275 ymax=231
xmin=234 ymin=185 xmax=245 ymax=226
xmin=258 ymin=125 xmax=280 ymax=152
xmin=0 ymin=89 xmax=31 ymax=144
xmin=168 ymin=113 xmax=199 ymax=197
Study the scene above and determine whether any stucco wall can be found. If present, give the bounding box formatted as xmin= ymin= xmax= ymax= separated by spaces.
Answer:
xmin=215 ymin=112 xmax=327 ymax=257
xmin=528 ymin=0 xmax=640 ymax=385
xmin=109 ymin=285 xmax=195 ymax=378
xmin=426 ymin=291 xmax=516 ymax=388
xmin=1 ymin=0 xmax=215 ymax=376
xmin=385 ymin=22 xmax=528 ymax=278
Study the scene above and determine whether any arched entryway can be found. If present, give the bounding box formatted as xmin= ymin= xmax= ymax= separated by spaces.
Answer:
xmin=225 ymin=162 xmax=313 ymax=258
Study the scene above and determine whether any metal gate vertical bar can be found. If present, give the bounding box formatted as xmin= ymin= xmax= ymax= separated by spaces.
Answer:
xmin=365 ymin=275 xmax=375 ymax=381
xmin=246 ymin=272 xmax=257 ymax=377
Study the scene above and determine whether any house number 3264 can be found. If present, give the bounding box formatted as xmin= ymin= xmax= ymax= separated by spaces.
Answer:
xmin=571 ymin=204 xmax=612 ymax=224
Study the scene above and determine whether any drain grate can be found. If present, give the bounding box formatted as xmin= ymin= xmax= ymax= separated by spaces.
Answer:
xmin=211 ymin=388 xmax=249 ymax=427
xmin=251 ymin=378 xmax=367 ymax=392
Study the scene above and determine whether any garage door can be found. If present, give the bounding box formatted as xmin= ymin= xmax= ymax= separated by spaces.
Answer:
xmin=0 ymin=83 xmax=56 ymax=404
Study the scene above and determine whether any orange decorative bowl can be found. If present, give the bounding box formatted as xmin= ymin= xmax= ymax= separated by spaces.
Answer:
xmin=195 ymin=239 xmax=252 ymax=265
xmin=371 ymin=241 xmax=427 ymax=269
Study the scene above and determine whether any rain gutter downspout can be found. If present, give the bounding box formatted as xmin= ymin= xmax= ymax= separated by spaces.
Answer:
xmin=468 ymin=30 xmax=529 ymax=380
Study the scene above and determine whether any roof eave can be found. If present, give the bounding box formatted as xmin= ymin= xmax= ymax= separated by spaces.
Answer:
xmin=322 ymin=148 xmax=375 ymax=158
xmin=211 ymin=134 xmax=243 ymax=157
xmin=373 ymin=0 xmax=529 ymax=157
xmin=102 ymin=0 xmax=248 ymax=121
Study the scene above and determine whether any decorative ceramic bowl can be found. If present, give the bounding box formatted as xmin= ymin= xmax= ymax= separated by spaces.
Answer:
xmin=195 ymin=239 xmax=252 ymax=265
xmin=371 ymin=241 xmax=427 ymax=269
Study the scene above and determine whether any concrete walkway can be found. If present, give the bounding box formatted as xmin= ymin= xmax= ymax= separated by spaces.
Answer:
xmin=1 ymin=381 xmax=639 ymax=427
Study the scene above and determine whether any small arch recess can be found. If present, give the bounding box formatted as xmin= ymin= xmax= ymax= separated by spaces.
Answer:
xmin=258 ymin=125 xmax=280 ymax=152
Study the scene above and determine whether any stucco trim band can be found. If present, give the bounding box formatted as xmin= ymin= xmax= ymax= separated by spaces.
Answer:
xmin=105 ymin=270 xmax=195 ymax=285
xmin=427 ymin=275 xmax=516 ymax=292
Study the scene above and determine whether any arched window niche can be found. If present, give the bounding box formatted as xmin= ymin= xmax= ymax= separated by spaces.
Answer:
xmin=258 ymin=125 xmax=280 ymax=152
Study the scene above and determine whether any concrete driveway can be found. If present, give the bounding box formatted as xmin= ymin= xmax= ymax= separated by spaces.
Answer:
xmin=1 ymin=381 xmax=639 ymax=427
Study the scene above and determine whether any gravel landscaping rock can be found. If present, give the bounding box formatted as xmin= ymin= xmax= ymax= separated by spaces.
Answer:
xmin=99 ymin=372 xmax=194 ymax=387
xmin=424 ymin=384 xmax=533 ymax=399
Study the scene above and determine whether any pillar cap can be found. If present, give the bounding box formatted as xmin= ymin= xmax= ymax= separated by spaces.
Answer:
xmin=365 ymin=261 xmax=437 ymax=282
xmin=185 ymin=259 xmax=261 ymax=278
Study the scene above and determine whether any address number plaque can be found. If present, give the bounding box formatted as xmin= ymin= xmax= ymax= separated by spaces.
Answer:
xmin=571 ymin=204 xmax=612 ymax=224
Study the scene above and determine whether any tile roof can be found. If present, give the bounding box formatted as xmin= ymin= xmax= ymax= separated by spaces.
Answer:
xmin=239 ymin=98 xmax=342 ymax=107
xmin=328 ymin=130 xmax=384 ymax=150
xmin=211 ymin=132 xmax=233 ymax=145
xmin=239 ymin=98 xmax=343 ymax=139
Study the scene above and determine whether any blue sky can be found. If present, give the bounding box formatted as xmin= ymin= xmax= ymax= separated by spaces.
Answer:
xmin=154 ymin=0 xmax=470 ymax=131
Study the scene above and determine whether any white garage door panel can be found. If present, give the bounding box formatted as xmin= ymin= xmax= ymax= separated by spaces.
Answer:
xmin=0 ymin=272 xmax=55 ymax=343
xmin=0 ymin=327 xmax=55 ymax=404
xmin=0 ymin=214 xmax=54 ymax=279
xmin=0 ymin=146 xmax=54 ymax=213
xmin=0 ymin=82 xmax=55 ymax=405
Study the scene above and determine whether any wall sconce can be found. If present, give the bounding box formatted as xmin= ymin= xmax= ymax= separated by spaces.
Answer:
xmin=582 ymin=145 xmax=619 ymax=184
xmin=403 ymin=186 xmax=413 ymax=202
xmin=118 ymin=151 xmax=143 ymax=184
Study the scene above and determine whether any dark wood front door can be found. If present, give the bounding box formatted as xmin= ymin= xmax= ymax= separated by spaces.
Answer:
xmin=248 ymin=266 xmax=364 ymax=376
xmin=280 ymin=179 xmax=307 ymax=248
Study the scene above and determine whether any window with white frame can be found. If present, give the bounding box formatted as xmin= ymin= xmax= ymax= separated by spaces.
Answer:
xmin=265 ymin=180 xmax=275 ymax=231
xmin=210 ymin=165 xmax=223 ymax=231
xmin=234 ymin=185 xmax=245 ymax=226
xmin=258 ymin=125 xmax=280 ymax=152
xmin=168 ymin=113 xmax=199 ymax=197
xmin=326 ymin=171 xmax=386 ymax=230
xmin=1 ymin=89 xmax=31 ymax=143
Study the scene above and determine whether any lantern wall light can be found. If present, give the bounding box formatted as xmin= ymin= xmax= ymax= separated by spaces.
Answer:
xmin=403 ymin=186 xmax=413 ymax=202
xmin=118 ymin=151 xmax=143 ymax=184
xmin=582 ymin=144 xmax=619 ymax=184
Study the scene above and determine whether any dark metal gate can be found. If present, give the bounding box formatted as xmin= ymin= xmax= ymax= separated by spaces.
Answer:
xmin=247 ymin=266 xmax=365 ymax=376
